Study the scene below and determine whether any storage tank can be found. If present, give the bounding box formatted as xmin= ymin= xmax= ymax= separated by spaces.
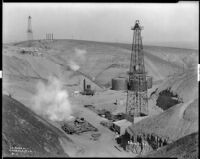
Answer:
xmin=111 ymin=77 xmax=128 ymax=90
xmin=146 ymin=76 xmax=153 ymax=89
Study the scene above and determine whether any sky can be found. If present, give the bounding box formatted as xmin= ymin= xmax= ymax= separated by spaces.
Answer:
xmin=3 ymin=2 xmax=199 ymax=49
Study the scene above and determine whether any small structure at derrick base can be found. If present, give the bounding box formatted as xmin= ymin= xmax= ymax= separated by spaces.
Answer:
xmin=27 ymin=16 xmax=33 ymax=47
xmin=126 ymin=20 xmax=152 ymax=123
xmin=112 ymin=119 xmax=132 ymax=135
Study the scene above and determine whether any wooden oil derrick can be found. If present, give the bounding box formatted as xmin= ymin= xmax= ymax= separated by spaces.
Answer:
xmin=126 ymin=20 xmax=148 ymax=123
xmin=27 ymin=16 xmax=33 ymax=47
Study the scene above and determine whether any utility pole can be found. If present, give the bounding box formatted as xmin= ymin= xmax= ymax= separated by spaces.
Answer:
xmin=46 ymin=33 xmax=53 ymax=41
xmin=126 ymin=20 xmax=148 ymax=123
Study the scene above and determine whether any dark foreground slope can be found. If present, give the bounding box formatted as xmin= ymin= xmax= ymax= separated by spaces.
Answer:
xmin=144 ymin=132 xmax=198 ymax=159
xmin=2 ymin=95 xmax=69 ymax=157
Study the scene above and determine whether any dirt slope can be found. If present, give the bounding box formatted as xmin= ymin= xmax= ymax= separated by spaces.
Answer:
xmin=2 ymin=95 xmax=71 ymax=157
xmin=156 ymin=66 xmax=198 ymax=102
xmin=4 ymin=39 xmax=197 ymax=101
xmin=2 ymin=39 xmax=198 ymax=157
xmin=11 ymin=40 xmax=193 ymax=84
xmin=127 ymin=98 xmax=198 ymax=142
xmin=3 ymin=39 xmax=198 ymax=121
xmin=144 ymin=132 xmax=198 ymax=159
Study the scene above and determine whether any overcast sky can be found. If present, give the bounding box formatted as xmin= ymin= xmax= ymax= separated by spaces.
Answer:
xmin=3 ymin=2 xmax=199 ymax=49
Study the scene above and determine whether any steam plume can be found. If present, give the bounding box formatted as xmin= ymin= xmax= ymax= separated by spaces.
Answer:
xmin=69 ymin=60 xmax=80 ymax=71
xmin=68 ymin=48 xmax=87 ymax=71
xmin=32 ymin=76 xmax=74 ymax=122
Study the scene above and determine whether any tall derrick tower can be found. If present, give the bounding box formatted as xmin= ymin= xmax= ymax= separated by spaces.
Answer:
xmin=27 ymin=16 xmax=33 ymax=46
xmin=126 ymin=20 xmax=148 ymax=122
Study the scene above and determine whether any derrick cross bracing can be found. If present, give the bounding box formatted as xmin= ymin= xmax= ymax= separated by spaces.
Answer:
xmin=126 ymin=20 xmax=148 ymax=122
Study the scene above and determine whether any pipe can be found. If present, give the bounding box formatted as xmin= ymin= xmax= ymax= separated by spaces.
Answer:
xmin=83 ymin=79 xmax=86 ymax=91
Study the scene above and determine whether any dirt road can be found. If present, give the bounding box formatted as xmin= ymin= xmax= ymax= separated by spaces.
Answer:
xmin=58 ymin=97 xmax=135 ymax=157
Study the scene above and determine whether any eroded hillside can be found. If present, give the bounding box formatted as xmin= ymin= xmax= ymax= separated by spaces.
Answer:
xmin=2 ymin=95 xmax=71 ymax=157
xmin=2 ymin=39 xmax=199 ymax=157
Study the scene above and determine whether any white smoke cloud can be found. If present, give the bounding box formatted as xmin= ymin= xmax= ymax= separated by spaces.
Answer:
xmin=32 ymin=76 xmax=74 ymax=122
xmin=68 ymin=48 xmax=87 ymax=71
xmin=69 ymin=60 xmax=80 ymax=71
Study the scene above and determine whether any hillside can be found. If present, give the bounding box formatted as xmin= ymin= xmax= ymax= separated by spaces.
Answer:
xmin=3 ymin=39 xmax=198 ymax=133
xmin=127 ymin=98 xmax=198 ymax=142
xmin=2 ymin=39 xmax=198 ymax=157
xmin=2 ymin=95 xmax=71 ymax=157
xmin=144 ymin=132 xmax=198 ymax=159
xmin=3 ymin=39 xmax=198 ymax=105
xmin=5 ymin=40 xmax=192 ymax=85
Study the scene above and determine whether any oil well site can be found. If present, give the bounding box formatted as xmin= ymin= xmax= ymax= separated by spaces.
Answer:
xmin=2 ymin=2 xmax=199 ymax=158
